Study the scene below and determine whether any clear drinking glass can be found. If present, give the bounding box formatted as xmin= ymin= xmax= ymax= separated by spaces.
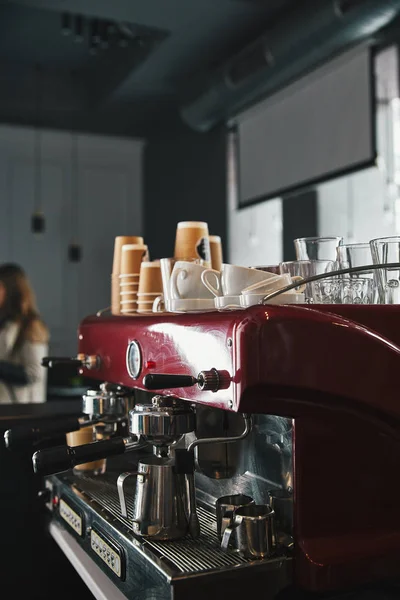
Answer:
xmin=337 ymin=243 xmax=377 ymax=303
xmin=294 ymin=236 xmax=343 ymax=261
xmin=370 ymin=237 xmax=400 ymax=304
xmin=280 ymin=260 xmax=337 ymax=303
xmin=336 ymin=243 xmax=373 ymax=276
xmin=338 ymin=278 xmax=374 ymax=304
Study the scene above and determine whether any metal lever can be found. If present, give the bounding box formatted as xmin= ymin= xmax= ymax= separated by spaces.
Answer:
xmin=143 ymin=374 xmax=198 ymax=390
xmin=42 ymin=354 xmax=100 ymax=370
xmin=42 ymin=357 xmax=83 ymax=368
xmin=143 ymin=369 xmax=228 ymax=393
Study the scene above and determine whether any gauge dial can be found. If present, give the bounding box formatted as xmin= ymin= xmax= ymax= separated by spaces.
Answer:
xmin=126 ymin=341 xmax=142 ymax=379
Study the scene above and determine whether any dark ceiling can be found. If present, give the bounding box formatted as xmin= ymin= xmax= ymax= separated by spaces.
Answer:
xmin=0 ymin=0 xmax=300 ymax=138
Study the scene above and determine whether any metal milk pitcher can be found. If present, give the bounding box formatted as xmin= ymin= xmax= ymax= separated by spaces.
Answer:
xmin=118 ymin=455 xmax=190 ymax=541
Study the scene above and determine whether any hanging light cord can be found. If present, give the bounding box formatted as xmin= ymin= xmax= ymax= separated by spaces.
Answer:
xmin=34 ymin=64 xmax=42 ymax=214
xmin=70 ymin=131 xmax=79 ymax=237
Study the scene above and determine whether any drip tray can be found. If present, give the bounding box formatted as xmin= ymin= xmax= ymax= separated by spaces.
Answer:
xmin=50 ymin=471 xmax=292 ymax=600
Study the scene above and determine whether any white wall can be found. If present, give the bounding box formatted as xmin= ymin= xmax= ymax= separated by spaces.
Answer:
xmin=228 ymin=46 xmax=399 ymax=263
xmin=318 ymin=46 xmax=399 ymax=244
xmin=0 ymin=125 xmax=143 ymax=355
xmin=227 ymin=131 xmax=283 ymax=267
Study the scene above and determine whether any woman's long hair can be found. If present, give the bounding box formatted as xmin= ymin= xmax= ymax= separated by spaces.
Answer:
xmin=0 ymin=263 xmax=49 ymax=351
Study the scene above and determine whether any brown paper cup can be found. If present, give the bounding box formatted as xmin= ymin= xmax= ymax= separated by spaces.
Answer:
xmin=209 ymin=235 xmax=223 ymax=271
xmin=66 ymin=426 xmax=105 ymax=473
xmin=111 ymin=274 xmax=121 ymax=315
xmin=174 ymin=221 xmax=211 ymax=266
xmin=138 ymin=261 xmax=163 ymax=294
xmin=112 ymin=236 xmax=144 ymax=274
xmin=120 ymin=244 xmax=148 ymax=275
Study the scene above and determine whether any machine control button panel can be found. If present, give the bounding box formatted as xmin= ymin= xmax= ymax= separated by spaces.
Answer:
xmin=59 ymin=497 xmax=83 ymax=537
xmin=91 ymin=527 xmax=124 ymax=579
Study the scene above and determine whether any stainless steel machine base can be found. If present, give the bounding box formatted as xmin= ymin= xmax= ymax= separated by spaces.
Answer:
xmin=46 ymin=466 xmax=292 ymax=600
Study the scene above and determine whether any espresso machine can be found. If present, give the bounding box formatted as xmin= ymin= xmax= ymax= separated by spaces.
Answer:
xmin=25 ymin=304 xmax=400 ymax=599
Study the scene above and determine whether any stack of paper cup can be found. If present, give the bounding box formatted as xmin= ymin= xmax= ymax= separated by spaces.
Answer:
xmin=137 ymin=261 xmax=163 ymax=313
xmin=174 ymin=221 xmax=211 ymax=267
xmin=209 ymin=235 xmax=223 ymax=271
xmin=111 ymin=236 xmax=144 ymax=315
xmin=120 ymin=243 xmax=148 ymax=314
xmin=66 ymin=426 xmax=106 ymax=475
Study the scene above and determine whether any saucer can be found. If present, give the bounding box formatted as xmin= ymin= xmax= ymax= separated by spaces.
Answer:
xmin=240 ymin=292 xmax=305 ymax=307
xmin=169 ymin=298 xmax=215 ymax=312
xmin=214 ymin=295 xmax=242 ymax=310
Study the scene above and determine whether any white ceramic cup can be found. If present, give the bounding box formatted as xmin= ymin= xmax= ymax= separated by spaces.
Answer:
xmin=201 ymin=264 xmax=272 ymax=297
xmin=170 ymin=261 xmax=219 ymax=300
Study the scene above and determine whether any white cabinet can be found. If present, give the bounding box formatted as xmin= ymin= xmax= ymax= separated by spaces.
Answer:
xmin=0 ymin=126 xmax=143 ymax=355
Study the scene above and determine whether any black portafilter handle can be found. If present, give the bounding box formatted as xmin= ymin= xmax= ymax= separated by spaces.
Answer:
xmin=4 ymin=416 xmax=82 ymax=450
xmin=143 ymin=373 xmax=198 ymax=390
xmin=32 ymin=436 xmax=127 ymax=476
xmin=41 ymin=357 xmax=83 ymax=368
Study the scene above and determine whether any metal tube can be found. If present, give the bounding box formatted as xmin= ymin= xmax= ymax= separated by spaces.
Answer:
xmin=187 ymin=414 xmax=252 ymax=453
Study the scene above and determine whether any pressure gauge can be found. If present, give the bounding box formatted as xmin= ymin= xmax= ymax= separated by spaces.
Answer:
xmin=126 ymin=341 xmax=142 ymax=379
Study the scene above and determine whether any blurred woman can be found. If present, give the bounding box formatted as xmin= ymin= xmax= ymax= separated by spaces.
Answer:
xmin=0 ymin=264 xmax=49 ymax=403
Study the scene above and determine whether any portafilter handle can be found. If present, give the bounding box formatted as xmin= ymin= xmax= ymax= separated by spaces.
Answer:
xmin=4 ymin=416 xmax=82 ymax=450
xmin=32 ymin=436 xmax=138 ymax=476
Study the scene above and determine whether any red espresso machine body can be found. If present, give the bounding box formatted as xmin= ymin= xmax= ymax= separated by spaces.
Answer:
xmin=78 ymin=305 xmax=400 ymax=593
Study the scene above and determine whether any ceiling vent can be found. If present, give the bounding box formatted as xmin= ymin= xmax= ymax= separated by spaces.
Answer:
xmin=181 ymin=0 xmax=400 ymax=131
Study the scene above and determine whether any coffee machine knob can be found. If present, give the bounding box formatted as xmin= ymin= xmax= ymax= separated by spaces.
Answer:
xmin=197 ymin=369 xmax=220 ymax=392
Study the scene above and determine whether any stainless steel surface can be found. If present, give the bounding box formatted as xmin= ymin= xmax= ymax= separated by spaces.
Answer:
xmin=221 ymin=504 xmax=275 ymax=559
xmin=58 ymin=469 xmax=289 ymax=572
xmin=194 ymin=413 xmax=293 ymax=509
xmin=83 ymin=387 xmax=135 ymax=419
xmin=216 ymin=494 xmax=255 ymax=540
xmin=129 ymin=397 xmax=195 ymax=446
xmin=47 ymin=466 xmax=292 ymax=599
xmin=120 ymin=456 xmax=190 ymax=540
xmin=185 ymin=471 xmax=200 ymax=539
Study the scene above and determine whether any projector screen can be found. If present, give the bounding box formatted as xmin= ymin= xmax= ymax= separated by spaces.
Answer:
xmin=236 ymin=46 xmax=376 ymax=208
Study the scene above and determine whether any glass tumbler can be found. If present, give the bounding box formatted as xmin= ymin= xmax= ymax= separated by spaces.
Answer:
xmin=370 ymin=237 xmax=400 ymax=304
xmin=294 ymin=236 xmax=343 ymax=261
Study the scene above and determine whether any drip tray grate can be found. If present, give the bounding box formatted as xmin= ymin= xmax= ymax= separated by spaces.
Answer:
xmin=68 ymin=471 xmax=254 ymax=574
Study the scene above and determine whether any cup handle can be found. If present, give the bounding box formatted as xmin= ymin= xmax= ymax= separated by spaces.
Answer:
xmin=220 ymin=515 xmax=232 ymax=537
xmin=291 ymin=275 xmax=306 ymax=293
xmin=221 ymin=516 xmax=242 ymax=551
xmin=201 ymin=269 xmax=221 ymax=297
xmin=170 ymin=268 xmax=186 ymax=299
xmin=117 ymin=471 xmax=138 ymax=518
xmin=152 ymin=295 xmax=164 ymax=312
